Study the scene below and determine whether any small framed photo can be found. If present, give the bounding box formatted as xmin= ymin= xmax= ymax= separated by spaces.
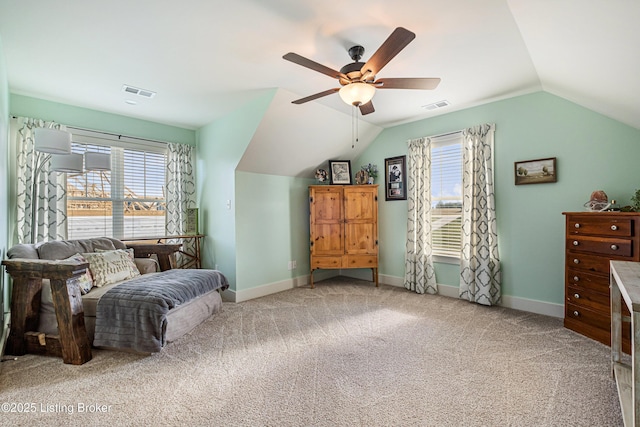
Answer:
xmin=385 ymin=155 xmax=407 ymax=200
xmin=514 ymin=157 xmax=557 ymax=185
xmin=328 ymin=160 xmax=352 ymax=185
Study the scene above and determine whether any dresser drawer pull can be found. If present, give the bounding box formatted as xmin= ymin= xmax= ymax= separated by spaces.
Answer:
xmin=573 ymin=240 xmax=579 ymax=246
xmin=574 ymin=293 xmax=580 ymax=299
xmin=573 ymin=259 xmax=580 ymax=264
xmin=573 ymin=310 xmax=580 ymax=317
xmin=611 ymin=244 xmax=618 ymax=250
xmin=611 ymin=225 xmax=618 ymax=231
xmin=574 ymin=223 xmax=580 ymax=229
xmin=573 ymin=276 xmax=579 ymax=282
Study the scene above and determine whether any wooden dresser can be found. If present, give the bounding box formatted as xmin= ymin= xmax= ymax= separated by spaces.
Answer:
xmin=309 ymin=185 xmax=378 ymax=288
xmin=563 ymin=212 xmax=639 ymax=348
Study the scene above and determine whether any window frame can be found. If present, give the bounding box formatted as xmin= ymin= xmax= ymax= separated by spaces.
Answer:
xmin=430 ymin=132 xmax=463 ymax=263
xmin=66 ymin=128 xmax=168 ymax=240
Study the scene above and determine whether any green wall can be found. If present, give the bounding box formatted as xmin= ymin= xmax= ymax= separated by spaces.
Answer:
xmin=195 ymin=90 xmax=276 ymax=291
xmin=0 ymin=37 xmax=9 ymax=346
xmin=10 ymin=94 xmax=195 ymax=146
xmin=235 ymin=171 xmax=313 ymax=289
xmin=356 ymin=91 xmax=640 ymax=305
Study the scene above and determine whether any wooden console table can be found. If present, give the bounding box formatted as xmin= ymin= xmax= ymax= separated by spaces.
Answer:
xmin=125 ymin=243 xmax=182 ymax=271
xmin=610 ymin=261 xmax=640 ymax=426
xmin=122 ymin=234 xmax=203 ymax=269
xmin=2 ymin=259 xmax=92 ymax=365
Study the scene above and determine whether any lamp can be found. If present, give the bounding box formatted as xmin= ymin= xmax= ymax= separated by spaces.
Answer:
xmin=338 ymin=82 xmax=376 ymax=106
xmin=30 ymin=127 xmax=111 ymax=243
xmin=84 ymin=152 xmax=111 ymax=171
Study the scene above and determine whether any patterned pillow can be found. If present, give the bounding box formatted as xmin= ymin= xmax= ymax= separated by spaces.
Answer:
xmin=82 ymin=249 xmax=141 ymax=287
xmin=62 ymin=253 xmax=94 ymax=294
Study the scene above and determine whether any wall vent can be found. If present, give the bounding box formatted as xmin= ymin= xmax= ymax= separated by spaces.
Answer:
xmin=422 ymin=100 xmax=450 ymax=111
xmin=122 ymin=84 xmax=156 ymax=99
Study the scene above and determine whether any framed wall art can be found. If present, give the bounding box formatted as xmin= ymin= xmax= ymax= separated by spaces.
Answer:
xmin=328 ymin=160 xmax=352 ymax=185
xmin=514 ymin=157 xmax=557 ymax=185
xmin=385 ymin=155 xmax=407 ymax=200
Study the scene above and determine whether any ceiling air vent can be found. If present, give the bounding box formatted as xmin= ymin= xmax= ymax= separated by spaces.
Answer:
xmin=422 ymin=100 xmax=450 ymax=111
xmin=122 ymin=84 xmax=156 ymax=99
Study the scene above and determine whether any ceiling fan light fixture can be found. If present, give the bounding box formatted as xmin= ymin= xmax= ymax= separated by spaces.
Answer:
xmin=339 ymin=82 xmax=375 ymax=106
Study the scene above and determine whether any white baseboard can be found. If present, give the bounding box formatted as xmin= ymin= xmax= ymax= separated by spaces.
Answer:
xmin=226 ymin=271 xmax=564 ymax=319
xmin=225 ymin=270 xmax=338 ymax=303
xmin=374 ymin=274 xmax=563 ymax=318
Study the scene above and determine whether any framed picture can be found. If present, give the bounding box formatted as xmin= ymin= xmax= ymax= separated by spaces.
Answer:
xmin=186 ymin=208 xmax=199 ymax=234
xmin=514 ymin=157 xmax=557 ymax=185
xmin=328 ymin=160 xmax=352 ymax=185
xmin=385 ymin=155 xmax=407 ymax=200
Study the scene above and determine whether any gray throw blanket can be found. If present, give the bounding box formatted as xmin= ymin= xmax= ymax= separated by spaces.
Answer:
xmin=93 ymin=269 xmax=229 ymax=352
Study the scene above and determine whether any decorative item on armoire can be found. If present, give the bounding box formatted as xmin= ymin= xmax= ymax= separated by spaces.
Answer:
xmin=360 ymin=163 xmax=378 ymax=184
xmin=315 ymin=169 xmax=328 ymax=184
xmin=328 ymin=160 xmax=352 ymax=185
xmin=355 ymin=170 xmax=368 ymax=185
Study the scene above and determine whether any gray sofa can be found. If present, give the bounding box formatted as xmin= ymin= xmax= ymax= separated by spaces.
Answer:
xmin=7 ymin=237 xmax=228 ymax=357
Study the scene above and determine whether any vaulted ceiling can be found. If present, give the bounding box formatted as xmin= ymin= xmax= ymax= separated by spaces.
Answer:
xmin=1 ymin=0 xmax=639 ymax=175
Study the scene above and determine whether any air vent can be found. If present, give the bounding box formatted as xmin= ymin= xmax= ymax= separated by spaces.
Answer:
xmin=122 ymin=84 xmax=156 ymax=99
xmin=422 ymin=100 xmax=450 ymax=111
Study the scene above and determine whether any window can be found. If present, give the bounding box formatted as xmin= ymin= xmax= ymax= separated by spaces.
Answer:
xmin=66 ymin=131 xmax=167 ymax=240
xmin=430 ymin=133 xmax=463 ymax=258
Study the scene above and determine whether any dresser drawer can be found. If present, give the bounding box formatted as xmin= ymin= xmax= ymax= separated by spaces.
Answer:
xmin=566 ymin=303 xmax=611 ymax=331
xmin=566 ymin=252 xmax=611 ymax=275
xmin=311 ymin=256 xmax=343 ymax=269
xmin=567 ymin=216 xmax=633 ymax=237
xmin=566 ymin=285 xmax=610 ymax=314
xmin=566 ymin=268 xmax=610 ymax=294
xmin=345 ymin=255 xmax=377 ymax=268
xmin=566 ymin=236 xmax=632 ymax=257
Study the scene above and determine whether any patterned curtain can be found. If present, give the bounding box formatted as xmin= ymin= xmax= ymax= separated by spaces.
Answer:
xmin=404 ymin=137 xmax=437 ymax=294
xmin=15 ymin=117 xmax=68 ymax=244
xmin=459 ymin=123 xmax=501 ymax=305
xmin=165 ymin=143 xmax=196 ymax=263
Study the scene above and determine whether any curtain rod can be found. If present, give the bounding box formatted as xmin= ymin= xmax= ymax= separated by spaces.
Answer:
xmin=66 ymin=125 xmax=169 ymax=146
xmin=11 ymin=115 xmax=170 ymax=145
xmin=428 ymin=129 xmax=463 ymax=139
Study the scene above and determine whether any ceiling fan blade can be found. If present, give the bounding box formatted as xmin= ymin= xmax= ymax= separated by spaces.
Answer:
xmin=375 ymin=77 xmax=441 ymax=90
xmin=359 ymin=101 xmax=375 ymax=115
xmin=360 ymin=27 xmax=415 ymax=78
xmin=283 ymin=53 xmax=348 ymax=80
xmin=291 ymin=88 xmax=340 ymax=104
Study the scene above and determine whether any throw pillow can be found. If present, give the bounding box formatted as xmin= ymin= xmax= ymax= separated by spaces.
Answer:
xmin=62 ymin=253 xmax=94 ymax=294
xmin=82 ymin=249 xmax=141 ymax=287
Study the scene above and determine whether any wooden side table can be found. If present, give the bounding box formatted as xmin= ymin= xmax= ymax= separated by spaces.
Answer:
xmin=2 ymin=259 xmax=92 ymax=365
xmin=126 ymin=243 xmax=182 ymax=271
xmin=610 ymin=261 xmax=640 ymax=426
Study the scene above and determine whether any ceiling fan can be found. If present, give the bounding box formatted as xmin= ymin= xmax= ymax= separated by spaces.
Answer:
xmin=283 ymin=27 xmax=441 ymax=115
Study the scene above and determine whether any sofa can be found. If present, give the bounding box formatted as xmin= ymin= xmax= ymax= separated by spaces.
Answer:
xmin=4 ymin=237 xmax=228 ymax=364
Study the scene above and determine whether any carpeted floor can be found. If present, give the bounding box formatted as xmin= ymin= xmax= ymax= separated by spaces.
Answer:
xmin=0 ymin=277 xmax=623 ymax=426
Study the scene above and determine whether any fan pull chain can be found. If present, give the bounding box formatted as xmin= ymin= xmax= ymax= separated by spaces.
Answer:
xmin=351 ymin=104 xmax=359 ymax=149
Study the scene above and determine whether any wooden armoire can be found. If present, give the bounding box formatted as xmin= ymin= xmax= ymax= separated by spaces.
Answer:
xmin=309 ymin=185 xmax=379 ymax=288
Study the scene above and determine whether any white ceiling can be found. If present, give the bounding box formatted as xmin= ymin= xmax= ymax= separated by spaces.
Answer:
xmin=1 ymin=1 xmax=639 ymax=163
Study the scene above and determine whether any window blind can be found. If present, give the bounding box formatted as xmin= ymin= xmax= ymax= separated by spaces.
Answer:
xmin=430 ymin=133 xmax=463 ymax=257
xmin=66 ymin=136 xmax=167 ymax=240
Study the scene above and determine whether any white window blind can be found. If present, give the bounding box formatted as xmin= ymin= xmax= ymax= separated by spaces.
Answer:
xmin=430 ymin=133 xmax=463 ymax=258
xmin=66 ymin=133 xmax=167 ymax=240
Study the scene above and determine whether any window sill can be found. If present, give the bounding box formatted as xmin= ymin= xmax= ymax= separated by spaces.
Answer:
xmin=433 ymin=255 xmax=460 ymax=265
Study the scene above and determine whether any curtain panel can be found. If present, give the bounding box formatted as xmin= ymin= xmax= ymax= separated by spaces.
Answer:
xmin=459 ymin=123 xmax=501 ymax=305
xmin=165 ymin=143 xmax=196 ymax=263
xmin=14 ymin=117 xmax=68 ymax=244
xmin=404 ymin=137 xmax=437 ymax=294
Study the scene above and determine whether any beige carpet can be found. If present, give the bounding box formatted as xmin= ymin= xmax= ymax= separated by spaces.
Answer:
xmin=0 ymin=277 xmax=623 ymax=426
